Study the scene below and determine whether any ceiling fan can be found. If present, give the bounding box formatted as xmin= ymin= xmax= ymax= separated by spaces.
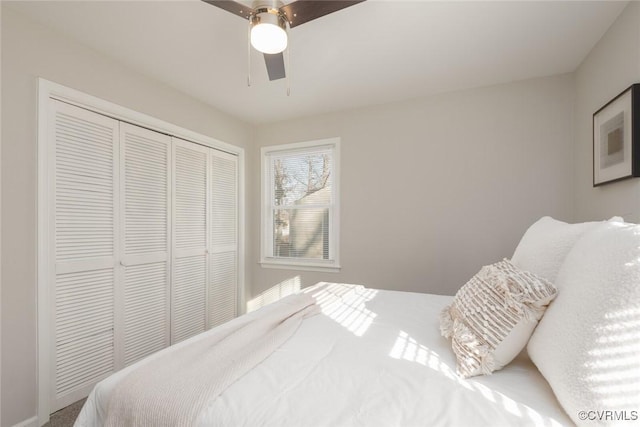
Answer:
xmin=203 ymin=0 xmax=365 ymax=81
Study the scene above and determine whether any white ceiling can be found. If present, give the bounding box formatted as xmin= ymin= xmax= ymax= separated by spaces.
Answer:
xmin=6 ymin=0 xmax=628 ymax=124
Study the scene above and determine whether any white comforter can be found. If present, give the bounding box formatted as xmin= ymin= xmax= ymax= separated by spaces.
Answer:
xmin=76 ymin=284 xmax=574 ymax=427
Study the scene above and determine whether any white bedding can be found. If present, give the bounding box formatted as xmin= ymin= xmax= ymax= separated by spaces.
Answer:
xmin=76 ymin=284 xmax=574 ymax=427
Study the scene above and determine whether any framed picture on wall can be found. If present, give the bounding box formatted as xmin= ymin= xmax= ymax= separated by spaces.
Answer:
xmin=593 ymin=83 xmax=640 ymax=186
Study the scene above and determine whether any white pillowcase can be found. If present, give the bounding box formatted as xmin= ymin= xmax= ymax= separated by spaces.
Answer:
xmin=527 ymin=221 xmax=640 ymax=426
xmin=440 ymin=259 xmax=557 ymax=378
xmin=511 ymin=216 xmax=618 ymax=283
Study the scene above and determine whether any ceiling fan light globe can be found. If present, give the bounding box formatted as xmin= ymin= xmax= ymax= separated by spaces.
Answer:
xmin=251 ymin=23 xmax=287 ymax=54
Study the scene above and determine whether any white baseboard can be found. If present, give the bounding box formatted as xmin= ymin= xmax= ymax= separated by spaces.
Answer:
xmin=11 ymin=416 xmax=38 ymax=427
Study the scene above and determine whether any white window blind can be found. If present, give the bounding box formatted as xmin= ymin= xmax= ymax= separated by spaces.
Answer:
xmin=261 ymin=139 xmax=340 ymax=271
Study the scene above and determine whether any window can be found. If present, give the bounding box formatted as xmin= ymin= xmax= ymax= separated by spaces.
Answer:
xmin=261 ymin=138 xmax=340 ymax=271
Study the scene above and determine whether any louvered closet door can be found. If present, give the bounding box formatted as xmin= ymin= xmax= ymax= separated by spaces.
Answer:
xmin=117 ymin=123 xmax=171 ymax=367
xmin=208 ymin=150 xmax=238 ymax=328
xmin=171 ymin=138 xmax=210 ymax=343
xmin=50 ymin=100 xmax=119 ymax=411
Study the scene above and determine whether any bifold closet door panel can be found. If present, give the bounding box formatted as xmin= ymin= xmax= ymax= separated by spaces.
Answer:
xmin=117 ymin=123 xmax=171 ymax=367
xmin=50 ymin=100 xmax=119 ymax=411
xmin=171 ymin=138 xmax=209 ymax=344
xmin=209 ymin=150 xmax=238 ymax=328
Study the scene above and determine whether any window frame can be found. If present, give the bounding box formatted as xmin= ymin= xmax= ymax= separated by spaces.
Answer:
xmin=260 ymin=138 xmax=340 ymax=272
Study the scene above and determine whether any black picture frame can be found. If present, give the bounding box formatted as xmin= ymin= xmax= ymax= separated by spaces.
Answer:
xmin=593 ymin=83 xmax=640 ymax=187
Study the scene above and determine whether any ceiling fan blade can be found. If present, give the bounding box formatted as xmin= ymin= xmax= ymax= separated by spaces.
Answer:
xmin=202 ymin=0 xmax=253 ymax=20
xmin=264 ymin=53 xmax=286 ymax=81
xmin=279 ymin=0 xmax=365 ymax=28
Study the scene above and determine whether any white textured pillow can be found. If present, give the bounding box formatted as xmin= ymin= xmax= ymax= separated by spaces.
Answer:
xmin=528 ymin=221 xmax=640 ymax=426
xmin=440 ymin=259 xmax=557 ymax=378
xmin=511 ymin=216 xmax=613 ymax=283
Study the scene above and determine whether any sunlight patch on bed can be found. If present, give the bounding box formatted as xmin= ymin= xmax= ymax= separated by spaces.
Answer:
xmin=471 ymin=383 xmax=565 ymax=427
xmin=583 ymin=307 xmax=640 ymax=408
xmin=306 ymin=283 xmax=378 ymax=337
xmin=389 ymin=330 xmax=565 ymax=427
xmin=389 ymin=331 xmax=466 ymax=386
xmin=471 ymin=382 xmax=564 ymax=426
xmin=247 ymin=276 xmax=301 ymax=312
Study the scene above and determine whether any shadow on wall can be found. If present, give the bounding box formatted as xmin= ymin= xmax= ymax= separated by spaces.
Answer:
xmin=247 ymin=276 xmax=302 ymax=312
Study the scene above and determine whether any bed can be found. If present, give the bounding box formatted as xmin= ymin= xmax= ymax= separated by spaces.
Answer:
xmin=76 ymin=284 xmax=571 ymax=427
xmin=76 ymin=216 xmax=640 ymax=427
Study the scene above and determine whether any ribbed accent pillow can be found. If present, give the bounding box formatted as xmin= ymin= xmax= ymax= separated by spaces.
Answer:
xmin=440 ymin=259 xmax=557 ymax=378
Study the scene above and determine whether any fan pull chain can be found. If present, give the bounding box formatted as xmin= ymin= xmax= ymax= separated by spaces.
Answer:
xmin=247 ymin=22 xmax=252 ymax=87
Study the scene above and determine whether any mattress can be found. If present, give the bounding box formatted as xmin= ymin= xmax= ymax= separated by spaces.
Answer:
xmin=76 ymin=285 xmax=574 ymax=426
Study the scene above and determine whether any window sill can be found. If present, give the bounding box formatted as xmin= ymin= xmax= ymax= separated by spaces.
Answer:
xmin=260 ymin=260 xmax=341 ymax=273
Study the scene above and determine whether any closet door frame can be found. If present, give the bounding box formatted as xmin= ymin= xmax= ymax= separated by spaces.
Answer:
xmin=37 ymin=78 xmax=245 ymax=425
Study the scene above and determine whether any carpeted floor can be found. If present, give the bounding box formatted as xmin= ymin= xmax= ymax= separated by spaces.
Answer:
xmin=43 ymin=398 xmax=86 ymax=427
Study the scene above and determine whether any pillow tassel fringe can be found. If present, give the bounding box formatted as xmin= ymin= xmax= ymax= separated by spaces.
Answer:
xmin=439 ymin=306 xmax=454 ymax=338
xmin=479 ymin=351 xmax=495 ymax=376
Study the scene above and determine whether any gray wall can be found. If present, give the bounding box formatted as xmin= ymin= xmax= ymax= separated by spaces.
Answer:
xmin=574 ymin=1 xmax=640 ymax=223
xmin=249 ymin=74 xmax=576 ymax=301
xmin=1 ymin=7 xmax=251 ymax=426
